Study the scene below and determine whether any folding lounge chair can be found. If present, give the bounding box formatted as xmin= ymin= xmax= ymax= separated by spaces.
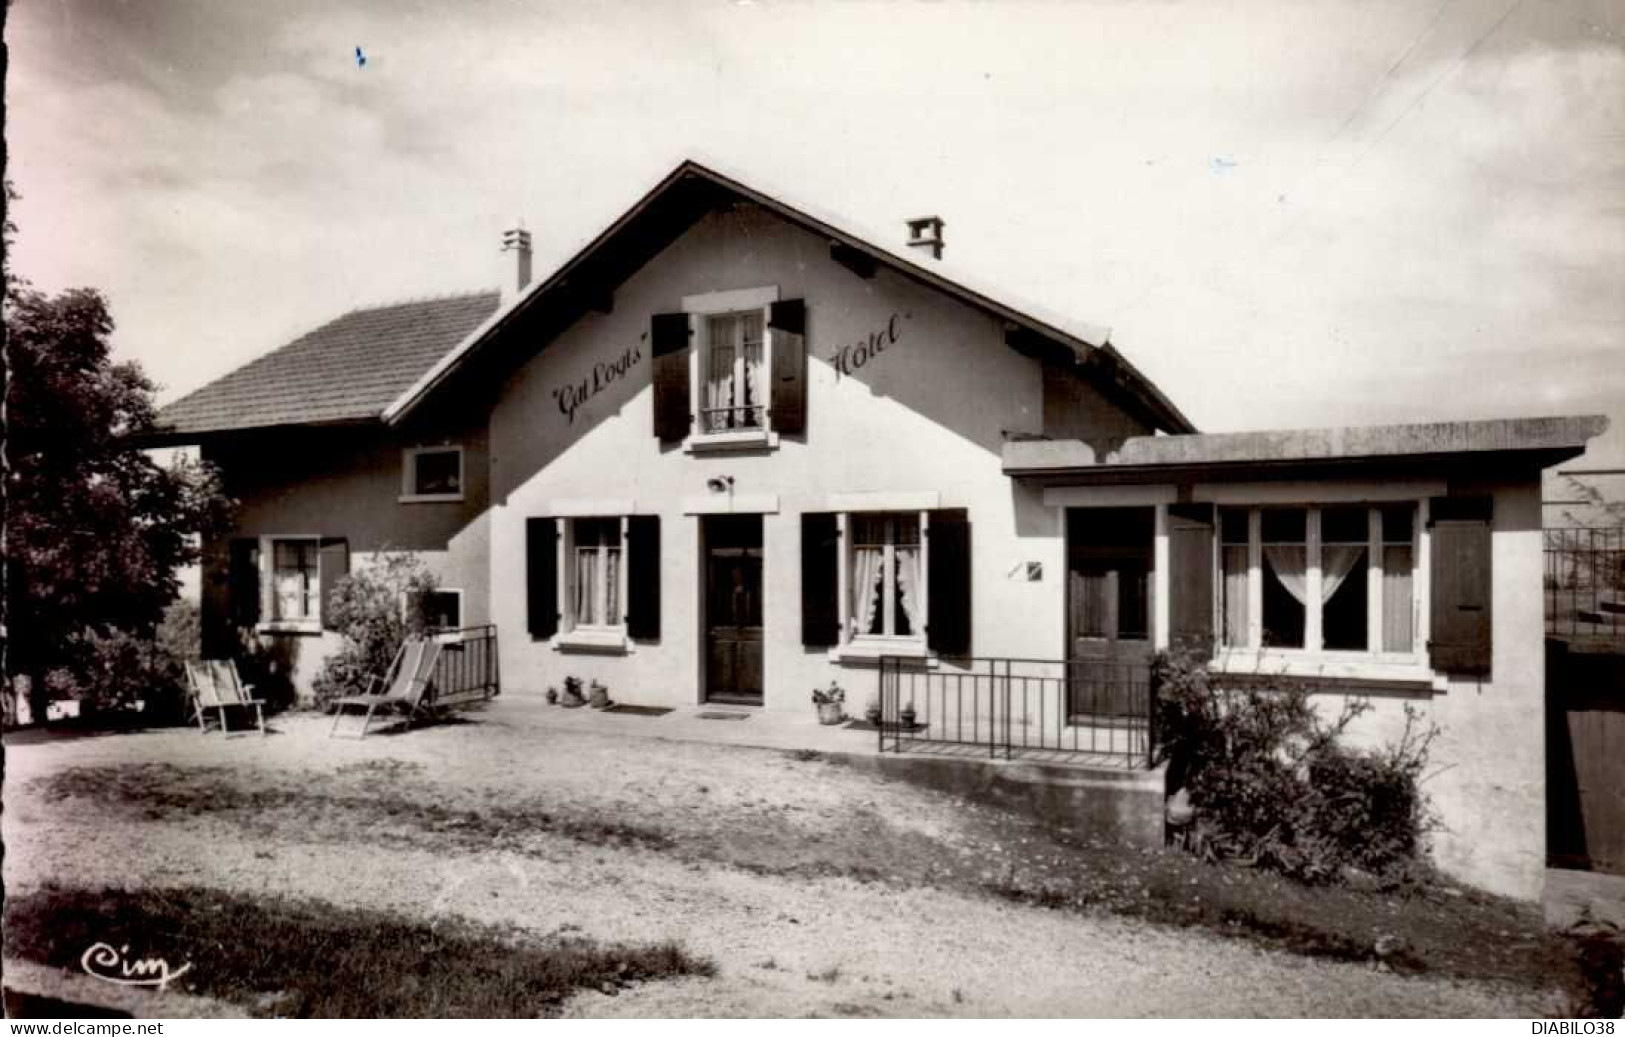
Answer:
xmin=186 ymin=660 xmax=266 ymax=735
xmin=328 ymin=639 xmax=443 ymax=739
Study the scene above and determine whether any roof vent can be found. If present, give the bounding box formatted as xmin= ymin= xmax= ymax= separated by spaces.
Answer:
xmin=501 ymin=225 xmax=533 ymax=303
xmin=905 ymin=216 xmax=945 ymax=260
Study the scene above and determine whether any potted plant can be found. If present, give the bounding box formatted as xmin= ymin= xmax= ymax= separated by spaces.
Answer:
xmin=561 ymin=676 xmax=586 ymax=708
xmin=863 ymin=696 xmax=882 ymax=726
xmin=900 ymin=700 xmax=917 ymax=728
xmin=545 ymin=685 xmax=559 ymax=705
xmin=812 ymin=682 xmax=846 ymax=725
xmin=588 ymin=679 xmax=612 ymax=709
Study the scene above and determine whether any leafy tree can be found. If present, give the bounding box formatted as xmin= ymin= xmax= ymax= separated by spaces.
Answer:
xmin=4 ymin=180 xmax=234 ymax=720
xmin=310 ymin=551 xmax=440 ymax=709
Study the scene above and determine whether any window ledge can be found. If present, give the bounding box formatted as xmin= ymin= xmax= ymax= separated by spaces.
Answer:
xmin=256 ymin=620 xmax=323 ymax=637
xmin=1210 ymin=651 xmax=1442 ymax=691
xmin=829 ymin=640 xmax=937 ymax=667
xmin=683 ymin=429 xmax=779 ymax=454
xmin=398 ymin=493 xmax=464 ymax=504
xmin=554 ymin=629 xmax=631 ymax=654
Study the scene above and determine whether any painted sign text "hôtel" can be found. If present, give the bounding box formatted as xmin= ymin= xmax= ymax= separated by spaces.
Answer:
xmin=829 ymin=312 xmax=909 ymax=379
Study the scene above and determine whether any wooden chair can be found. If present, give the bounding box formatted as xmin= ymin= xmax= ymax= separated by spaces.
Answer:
xmin=185 ymin=660 xmax=266 ymax=735
xmin=328 ymin=639 xmax=443 ymax=739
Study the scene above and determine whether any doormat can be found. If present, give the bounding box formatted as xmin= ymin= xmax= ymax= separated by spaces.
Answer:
xmin=696 ymin=710 xmax=751 ymax=721
xmin=603 ymin=704 xmax=673 ymax=717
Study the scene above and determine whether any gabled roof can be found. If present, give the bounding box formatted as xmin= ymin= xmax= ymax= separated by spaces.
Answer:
xmin=383 ymin=159 xmax=1195 ymax=434
xmin=156 ymin=292 xmax=500 ymax=437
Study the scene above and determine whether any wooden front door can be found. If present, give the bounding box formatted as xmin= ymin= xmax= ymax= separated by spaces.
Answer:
xmin=705 ymin=515 xmax=763 ymax=705
xmin=1067 ymin=507 xmax=1155 ymax=720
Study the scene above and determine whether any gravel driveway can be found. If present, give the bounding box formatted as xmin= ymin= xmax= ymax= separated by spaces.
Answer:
xmin=2 ymin=704 xmax=1566 ymax=1017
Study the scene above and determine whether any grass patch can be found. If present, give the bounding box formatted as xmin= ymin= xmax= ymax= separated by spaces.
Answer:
xmin=4 ymin=885 xmax=713 ymax=1018
xmin=35 ymin=764 xmax=674 ymax=854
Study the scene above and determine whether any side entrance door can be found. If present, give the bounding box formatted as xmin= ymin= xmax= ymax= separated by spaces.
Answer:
xmin=704 ymin=515 xmax=763 ymax=705
xmin=1067 ymin=507 xmax=1155 ymax=721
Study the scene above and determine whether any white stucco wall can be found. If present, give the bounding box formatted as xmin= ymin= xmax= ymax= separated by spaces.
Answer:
xmin=487 ymin=203 xmax=1089 ymax=712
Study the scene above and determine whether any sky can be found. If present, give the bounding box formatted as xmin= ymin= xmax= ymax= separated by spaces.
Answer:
xmin=8 ymin=0 xmax=1624 ymax=504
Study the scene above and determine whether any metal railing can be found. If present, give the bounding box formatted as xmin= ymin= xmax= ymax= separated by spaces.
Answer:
xmin=699 ymin=405 xmax=766 ymax=433
xmin=1545 ymin=527 xmax=1625 ymax=639
xmin=426 ymin=625 xmax=500 ymax=707
xmin=877 ymin=655 xmax=1155 ymax=768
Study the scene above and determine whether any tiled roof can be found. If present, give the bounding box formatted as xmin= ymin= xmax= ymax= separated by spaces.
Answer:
xmin=157 ymin=291 xmax=501 ymax=435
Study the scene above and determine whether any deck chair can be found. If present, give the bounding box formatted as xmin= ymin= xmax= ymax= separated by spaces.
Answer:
xmin=328 ymin=639 xmax=443 ymax=739
xmin=185 ymin=660 xmax=266 ymax=735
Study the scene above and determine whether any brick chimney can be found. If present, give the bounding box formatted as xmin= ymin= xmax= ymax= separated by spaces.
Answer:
xmin=905 ymin=216 xmax=945 ymax=260
xmin=500 ymin=226 xmax=532 ymax=303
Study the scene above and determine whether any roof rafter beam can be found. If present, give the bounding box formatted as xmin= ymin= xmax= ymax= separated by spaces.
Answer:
xmin=829 ymin=241 xmax=878 ymax=280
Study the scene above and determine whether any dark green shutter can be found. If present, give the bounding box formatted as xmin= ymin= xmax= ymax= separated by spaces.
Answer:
xmin=229 ymin=538 xmax=261 ymax=628
xmin=626 ymin=515 xmax=661 ymax=640
xmin=1167 ymin=503 xmax=1215 ymax=652
xmin=768 ymin=299 xmax=807 ymax=435
xmin=801 ymin=512 xmax=840 ymax=646
xmin=1429 ymin=496 xmax=1493 ymax=675
xmin=527 ymin=517 xmax=559 ymax=639
xmin=318 ymin=538 xmax=350 ymax=631
xmin=651 ymin=312 xmax=691 ymax=442
xmin=927 ymin=509 xmax=971 ymax=656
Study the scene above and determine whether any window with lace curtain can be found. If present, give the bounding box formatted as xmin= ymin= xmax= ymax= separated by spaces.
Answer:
xmin=569 ymin=518 xmax=622 ymax=630
xmin=702 ymin=311 xmax=765 ymax=433
xmin=1219 ymin=502 xmax=1418 ymax=657
xmin=849 ymin=513 xmax=923 ymax=641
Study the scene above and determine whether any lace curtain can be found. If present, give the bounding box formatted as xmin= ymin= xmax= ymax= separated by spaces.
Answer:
xmin=895 ymin=546 xmax=921 ymax=632
xmin=852 ymin=547 xmax=884 ymax=634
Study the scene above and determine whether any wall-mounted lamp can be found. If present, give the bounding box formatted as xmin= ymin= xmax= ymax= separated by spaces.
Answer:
xmin=706 ymin=475 xmax=735 ymax=494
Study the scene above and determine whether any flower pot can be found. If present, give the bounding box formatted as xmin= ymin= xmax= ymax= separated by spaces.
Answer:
xmin=816 ymin=701 xmax=844 ymax=725
xmin=900 ymin=709 xmax=917 ymax=729
xmin=545 ymin=687 xmax=559 ymax=705
xmin=864 ymin=704 xmax=882 ymax=725
xmin=588 ymin=683 xmax=611 ymax=709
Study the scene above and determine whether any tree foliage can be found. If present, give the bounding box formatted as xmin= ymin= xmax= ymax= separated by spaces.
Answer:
xmin=4 ymin=180 xmax=235 ymax=717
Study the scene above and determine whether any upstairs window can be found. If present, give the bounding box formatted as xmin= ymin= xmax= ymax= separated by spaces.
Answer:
xmin=702 ymin=311 xmax=765 ymax=433
xmin=402 ymin=445 xmax=464 ymax=502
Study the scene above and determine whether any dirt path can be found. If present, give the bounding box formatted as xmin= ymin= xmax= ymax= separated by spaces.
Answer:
xmin=2 ymin=710 xmax=1566 ymax=1017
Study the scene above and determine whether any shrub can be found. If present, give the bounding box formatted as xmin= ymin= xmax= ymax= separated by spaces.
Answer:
xmin=1154 ymin=647 xmax=1437 ymax=883
xmin=34 ymin=601 xmax=202 ymax=724
xmin=310 ymin=551 xmax=438 ymax=709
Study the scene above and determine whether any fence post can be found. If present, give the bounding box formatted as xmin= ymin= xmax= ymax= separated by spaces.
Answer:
xmin=878 ymin=657 xmax=887 ymax=755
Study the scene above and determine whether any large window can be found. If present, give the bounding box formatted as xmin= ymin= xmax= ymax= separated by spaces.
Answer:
xmin=1220 ymin=503 xmax=1418 ymax=657
xmin=569 ymin=517 xmax=624 ymax=630
xmin=702 ymin=312 xmax=765 ymax=433
xmin=849 ymin=512 xmax=924 ymax=642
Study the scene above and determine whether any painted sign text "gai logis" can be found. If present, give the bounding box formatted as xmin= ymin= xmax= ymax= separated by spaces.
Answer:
xmin=552 ymin=343 xmax=644 ymax=424
xmin=829 ymin=312 xmax=909 ymax=379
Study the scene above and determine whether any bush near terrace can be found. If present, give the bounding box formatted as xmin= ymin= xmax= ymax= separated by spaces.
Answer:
xmin=1153 ymin=647 xmax=1437 ymax=885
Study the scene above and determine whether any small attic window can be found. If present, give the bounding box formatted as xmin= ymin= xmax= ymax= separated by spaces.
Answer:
xmin=401 ymin=445 xmax=464 ymax=502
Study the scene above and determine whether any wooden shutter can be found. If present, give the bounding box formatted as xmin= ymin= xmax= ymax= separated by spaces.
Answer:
xmin=768 ymin=298 xmax=807 ymax=435
xmin=801 ymin=512 xmax=840 ymax=646
xmin=526 ymin=517 xmax=559 ymax=639
xmin=1429 ymin=496 xmax=1493 ymax=675
xmin=228 ymin=538 xmax=261 ymax=628
xmin=626 ymin=515 xmax=661 ymax=640
xmin=318 ymin=538 xmax=350 ymax=631
xmin=1167 ymin=503 xmax=1215 ymax=652
xmin=651 ymin=312 xmax=691 ymax=442
xmin=927 ymin=508 xmax=972 ymax=656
